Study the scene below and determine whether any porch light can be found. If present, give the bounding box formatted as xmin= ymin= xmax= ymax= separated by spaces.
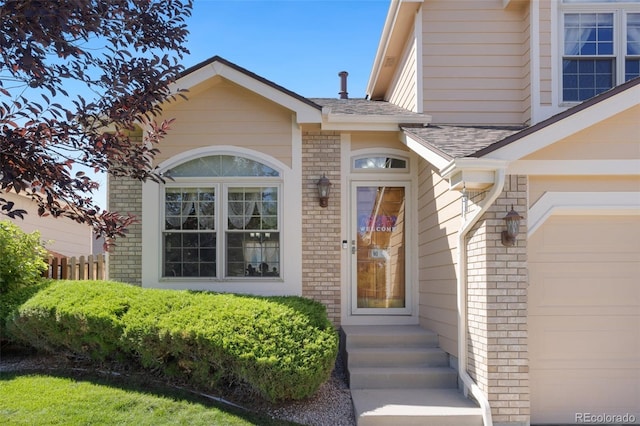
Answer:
xmin=317 ymin=174 xmax=331 ymax=208
xmin=501 ymin=205 xmax=523 ymax=247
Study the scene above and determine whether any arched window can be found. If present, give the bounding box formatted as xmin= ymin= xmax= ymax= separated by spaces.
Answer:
xmin=353 ymin=155 xmax=408 ymax=171
xmin=162 ymin=155 xmax=281 ymax=279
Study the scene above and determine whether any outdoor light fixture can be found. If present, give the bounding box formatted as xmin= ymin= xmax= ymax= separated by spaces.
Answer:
xmin=317 ymin=174 xmax=331 ymax=207
xmin=501 ymin=205 xmax=523 ymax=247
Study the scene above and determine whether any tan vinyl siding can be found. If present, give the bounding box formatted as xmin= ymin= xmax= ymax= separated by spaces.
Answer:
xmin=530 ymin=176 xmax=640 ymax=207
xmin=524 ymin=106 xmax=640 ymax=161
xmin=539 ymin=0 xmax=552 ymax=106
xmin=154 ymin=78 xmax=293 ymax=166
xmin=3 ymin=192 xmax=93 ymax=257
xmin=388 ymin=37 xmax=418 ymax=112
xmin=417 ymin=158 xmax=461 ymax=356
xmin=349 ymin=132 xmax=410 ymax=153
xmin=421 ymin=0 xmax=531 ymax=125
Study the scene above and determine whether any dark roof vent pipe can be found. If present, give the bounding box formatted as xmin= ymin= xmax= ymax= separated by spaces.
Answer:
xmin=339 ymin=71 xmax=348 ymax=99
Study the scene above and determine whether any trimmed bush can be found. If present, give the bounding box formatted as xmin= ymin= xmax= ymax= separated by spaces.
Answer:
xmin=0 ymin=220 xmax=48 ymax=294
xmin=7 ymin=280 xmax=338 ymax=401
xmin=0 ymin=280 xmax=51 ymax=342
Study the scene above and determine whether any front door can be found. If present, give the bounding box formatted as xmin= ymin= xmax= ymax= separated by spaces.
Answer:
xmin=351 ymin=182 xmax=411 ymax=315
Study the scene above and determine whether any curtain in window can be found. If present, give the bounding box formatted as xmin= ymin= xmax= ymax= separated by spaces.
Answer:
xmin=166 ymin=192 xmax=196 ymax=228
xmin=166 ymin=191 xmax=215 ymax=229
xmin=228 ymin=191 xmax=262 ymax=229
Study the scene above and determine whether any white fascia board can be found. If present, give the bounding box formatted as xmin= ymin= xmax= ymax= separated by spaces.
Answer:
xmin=509 ymin=159 xmax=640 ymax=176
xmin=440 ymin=158 xmax=509 ymax=191
xmin=366 ymin=0 xmax=423 ymax=98
xmin=402 ymin=133 xmax=450 ymax=170
xmin=483 ymin=85 xmax=640 ymax=161
xmin=170 ymin=61 xmax=322 ymax=124
xmin=440 ymin=158 xmax=508 ymax=180
xmin=366 ymin=0 xmax=402 ymax=97
xmin=528 ymin=191 xmax=640 ymax=237
xmin=321 ymin=109 xmax=431 ymax=131
xmin=321 ymin=122 xmax=407 ymax=132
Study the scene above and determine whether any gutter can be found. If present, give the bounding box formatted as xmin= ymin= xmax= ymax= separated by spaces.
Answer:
xmin=455 ymin=167 xmax=506 ymax=426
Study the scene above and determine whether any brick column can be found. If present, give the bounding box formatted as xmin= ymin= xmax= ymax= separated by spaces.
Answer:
xmin=466 ymin=175 xmax=529 ymax=425
xmin=301 ymin=130 xmax=342 ymax=325
xmin=106 ymin=175 xmax=143 ymax=285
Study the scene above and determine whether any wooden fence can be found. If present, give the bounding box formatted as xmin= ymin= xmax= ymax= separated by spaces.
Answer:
xmin=45 ymin=254 xmax=106 ymax=281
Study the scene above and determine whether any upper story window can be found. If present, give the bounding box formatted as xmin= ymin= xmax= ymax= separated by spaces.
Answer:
xmin=163 ymin=155 xmax=281 ymax=280
xmin=561 ymin=0 xmax=640 ymax=102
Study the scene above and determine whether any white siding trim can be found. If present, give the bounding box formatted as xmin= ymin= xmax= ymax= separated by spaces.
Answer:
xmin=172 ymin=61 xmax=321 ymax=124
xmin=528 ymin=191 xmax=640 ymax=237
xmin=509 ymin=159 xmax=640 ymax=175
xmin=484 ymin=84 xmax=640 ymax=161
xmin=141 ymin=145 xmax=301 ymax=296
xmin=402 ymin=133 xmax=450 ymax=171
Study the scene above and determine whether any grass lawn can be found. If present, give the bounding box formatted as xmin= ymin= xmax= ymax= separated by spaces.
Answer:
xmin=0 ymin=371 xmax=296 ymax=426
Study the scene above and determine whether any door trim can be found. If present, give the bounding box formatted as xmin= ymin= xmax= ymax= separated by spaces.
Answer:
xmin=349 ymin=180 xmax=413 ymax=316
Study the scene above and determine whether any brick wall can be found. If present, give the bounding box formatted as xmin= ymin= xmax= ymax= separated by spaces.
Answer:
xmin=107 ymin=175 xmax=143 ymax=285
xmin=301 ymin=130 xmax=342 ymax=325
xmin=466 ymin=175 xmax=529 ymax=425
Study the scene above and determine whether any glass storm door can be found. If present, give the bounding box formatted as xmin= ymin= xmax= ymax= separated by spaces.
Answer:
xmin=351 ymin=183 xmax=410 ymax=315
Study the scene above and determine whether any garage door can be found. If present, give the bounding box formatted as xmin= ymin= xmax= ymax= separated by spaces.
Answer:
xmin=529 ymin=215 xmax=640 ymax=424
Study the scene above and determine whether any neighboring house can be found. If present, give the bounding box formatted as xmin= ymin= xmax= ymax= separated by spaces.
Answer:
xmin=2 ymin=190 xmax=98 ymax=257
xmin=108 ymin=0 xmax=640 ymax=425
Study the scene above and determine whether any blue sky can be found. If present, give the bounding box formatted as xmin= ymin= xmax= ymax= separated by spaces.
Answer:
xmin=93 ymin=0 xmax=391 ymax=207
xmin=185 ymin=0 xmax=390 ymax=98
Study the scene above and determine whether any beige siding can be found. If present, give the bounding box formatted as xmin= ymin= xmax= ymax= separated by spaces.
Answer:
xmin=417 ymin=158 xmax=461 ymax=356
xmin=3 ymin=192 xmax=93 ymax=257
xmin=154 ymin=77 xmax=293 ymax=167
xmin=388 ymin=37 xmax=418 ymax=112
xmin=539 ymin=0 xmax=552 ymax=106
xmin=529 ymin=215 xmax=640 ymax=423
xmin=530 ymin=176 xmax=640 ymax=206
xmin=421 ymin=0 xmax=531 ymax=125
xmin=349 ymin=132 xmax=409 ymax=153
xmin=524 ymin=106 xmax=640 ymax=161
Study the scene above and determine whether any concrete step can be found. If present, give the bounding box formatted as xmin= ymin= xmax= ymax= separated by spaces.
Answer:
xmin=352 ymin=388 xmax=483 ymax=426
xmin=347 ymin=346 xmax=449 ymax=368
xmin=343 ymin=325 xmax=439 ymax=349
xmin=349 ymin=366 xmax=458 ymax=390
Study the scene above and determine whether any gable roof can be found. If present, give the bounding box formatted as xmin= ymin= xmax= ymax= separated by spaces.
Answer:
xmin=402 ymin=77 xmax=640 ymax=166
xmin=172 ymin=55 xmax=322 ymax=123
xmin=471 ymin=76 xmax=640 ymax=160
xmin=173 ymin=55 xmax=431 ymax=130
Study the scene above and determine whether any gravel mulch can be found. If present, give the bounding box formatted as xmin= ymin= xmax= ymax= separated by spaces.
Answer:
xmin=0 ymin=345 xmax=356 ymax=426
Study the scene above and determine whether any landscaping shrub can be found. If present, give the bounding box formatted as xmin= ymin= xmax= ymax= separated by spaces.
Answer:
xmin=7 ymin=280 xmax=339 ymax=401
xmin=0 ymin=280 xmax=51 ymax=342
xmin=0 ymin=220 xmax=49 ymax=343
xmin=0 ymin=220 xmax=48 ymax=294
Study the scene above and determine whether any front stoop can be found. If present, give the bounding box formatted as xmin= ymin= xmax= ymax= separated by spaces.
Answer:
xmin=343 ymin=325 xmax=483 ymax=426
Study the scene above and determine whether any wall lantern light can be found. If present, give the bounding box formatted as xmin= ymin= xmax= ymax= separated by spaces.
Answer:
xmin=501 ymin=205 xmax=523 ymax=247
xmin=317 ymin=174 xmax=331 ymax=208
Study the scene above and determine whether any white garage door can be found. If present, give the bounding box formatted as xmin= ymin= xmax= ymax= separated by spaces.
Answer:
xmin=529 ymin=215 xmax=640 ymax=424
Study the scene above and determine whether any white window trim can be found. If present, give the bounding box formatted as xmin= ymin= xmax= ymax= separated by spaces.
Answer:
xmin=142 ymin=146 xmax=301 ymax=296
xmin=161 ymin=180 xmax=282 ymax=281
xmin=558 ymin=0 xmax=640 ymax=106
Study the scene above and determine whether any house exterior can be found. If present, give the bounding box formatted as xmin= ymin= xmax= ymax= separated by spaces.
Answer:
xmin=107 ymin=0 xmax=640 ymax=424
xmin=3 ymin=191 xmax=98 ymax=257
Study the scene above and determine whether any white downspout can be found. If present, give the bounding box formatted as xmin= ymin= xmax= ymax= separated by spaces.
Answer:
xmin=457 ymin=168 xmax=506 ymax=426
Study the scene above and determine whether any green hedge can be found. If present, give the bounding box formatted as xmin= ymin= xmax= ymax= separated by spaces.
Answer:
xmin=6 ymin=280 xmax=338 ymax=401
